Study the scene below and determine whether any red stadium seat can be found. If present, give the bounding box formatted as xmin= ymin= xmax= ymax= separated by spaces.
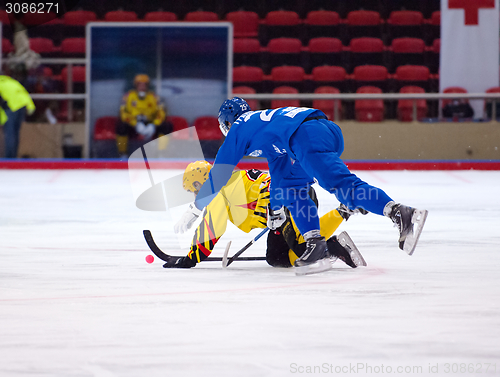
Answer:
xmin=61 ymin=66 xmax=86 ymax=84
xmin=311 ymin=65 xmax=347 ymax=91
xmin=271 ymin=65 xmax=305 ymax=81
xmin=346 ymin=11 xmax=383 ymax=41
xmin=313 ymin=86 xmax=342 ymax=121
xmin=398 ymin=86 xmax=427 ymax=121
xmin=94 ymin=116 xmax=118 ymax=140
xmin=355 ymin=86 xmax=384 ymax=122
xmin=193 ymin=116 xmax=222 ymax=140
xmin=104 ymin=11 xmax=138 ymax=22
xmin=64 ymin=10 xmax=97 ymax=25
xmin=29 ymin=38 xmax=57 ymax=56
xmin=442 ymin=87 xmax=468 ymax=108
xmin=352 ymin=65 xmax=389 ymax=91
xmin=0 ymin=10 xmax=10 ymax=24
xmin=427 ymin=38 xmax=440 ymax=73
xmin=234 ymin=38 xmax=262 ymax=67
xmin=233 ymin=86 xmax=259 ymax=110
xmin=266 ymin=38 xmax=303 ymax=71
xmin=63 ymin=10 xmax=97 ymax=39
xmin=2 ymin=38 xmax=14 ymax=55
xmin=394 ymin=65 xmax=430 ymax=91
xmin=233 ymin=66 xmax=264 ymax=91
xmin=390 ymin=38 xmax=425 ymax=71
xmin=226 ymin=11 xmax=259 ymax=38
xmin=349 ymin=37 xmax=385 ymax=71
xmin=168 ymin=116 xmax=190 ymax=140
xmin=61 ymin=38 xmax=86 ymax=57
xmin=305 ymin=10 xmax=340 ymax=40
xmin=427 ymin=11 xmax=441 ymax=42
xmin=144 ymin=11 xmax=177 ymax=22
xmin=270 ymin=66 xmax=305 ymax=91
xmin=260 ymin=10 xmax=302 ymax=45
xmin=441 ymin=87 xmax=474 ymax=119
xmin=307 ymin=37 xmax=343 ymax=70
xmin=21 ymin=12 xmax=58 ymax=25
xmin=387 ymin=11 xmax=424 ymax=41
xmin=271 ymin=86 xmax=300 ymax=109
xmin=185 ymin=11 xmax=219 ymax=22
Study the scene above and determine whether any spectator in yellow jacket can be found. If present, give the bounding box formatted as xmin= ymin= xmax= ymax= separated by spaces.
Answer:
xmin=0 ymin=75 xmax=35 ymax=158
xmin=117 ymin=74 xmax=172 ymax=157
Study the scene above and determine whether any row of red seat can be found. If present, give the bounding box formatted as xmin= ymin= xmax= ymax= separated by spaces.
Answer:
xmin=1 ymin=37 xmax=86 ymax=56
xmin=233 ymin=65 xmax=438 ymax=93
xmin=235 ymin=36 xmax=440 ymax=73
xmin=234 ymin=86 xmax=500 ymax=122
xmin=94 ymin=115 xmax=222 ymax=142
xmin=94 ymin=85 xmax=499 ymax=129
xmin=1 ymin=9 xmax=440 ymax=43
xmin=0 ymin=9 xmax=440 ymax=28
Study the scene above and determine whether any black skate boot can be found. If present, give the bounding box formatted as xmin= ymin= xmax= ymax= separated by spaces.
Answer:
xmin=388 ymin=203 xmax=428 ymax=255
xmin=327 ymin=231 xmax=367 ymax=268
xmin=294 ymin=233 xmax=332 ymax=276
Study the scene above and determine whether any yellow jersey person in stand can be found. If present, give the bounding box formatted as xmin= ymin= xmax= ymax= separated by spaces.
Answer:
xmin=162 ymin=161 xmax=367 ymax=269
xmin=117 ymin=74 xmax=172 ymax=157
xmin=0 ymin=75 xmax=36 ymax=158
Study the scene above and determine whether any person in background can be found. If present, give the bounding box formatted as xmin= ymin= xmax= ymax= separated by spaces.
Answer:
xmin=0 ymin=75 xmax=36 ymax=158
xmin=117 ymin=74 xmax=172 ymax=157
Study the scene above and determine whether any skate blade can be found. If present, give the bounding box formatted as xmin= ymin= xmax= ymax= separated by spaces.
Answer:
xmin=337 ymin=231 xmax=367 ymax=267
xmin=403 ymin=209 xmax=428 ymax=256
xmin=295 ymin=258 xmax=332 ymax=276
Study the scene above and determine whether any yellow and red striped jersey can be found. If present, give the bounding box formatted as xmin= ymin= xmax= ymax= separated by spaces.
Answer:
xmin=187 ymin=169 xmax=270 ymax=263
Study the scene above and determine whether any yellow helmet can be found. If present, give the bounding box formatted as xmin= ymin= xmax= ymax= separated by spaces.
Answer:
xmin=183 ymin=161 xmax=213 ymax=192
xmin=133 ymin=74 xmax=150 ymax=86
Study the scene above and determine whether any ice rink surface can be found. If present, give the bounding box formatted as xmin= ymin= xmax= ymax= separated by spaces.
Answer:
xmin=1 ymin=168 xmax=499 ymax=377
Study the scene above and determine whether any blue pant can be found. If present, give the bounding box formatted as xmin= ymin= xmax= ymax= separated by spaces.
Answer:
xmin=268 ymin=154 xmax=320 ymax=234
xmin=289 ymin=119 xmax=393 ymax=216
xmin=3 ymin=107 xmax=26 ymax=158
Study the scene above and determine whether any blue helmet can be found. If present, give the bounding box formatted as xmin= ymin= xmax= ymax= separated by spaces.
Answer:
xmin=217 ymin=97 xmax=251 ymax=136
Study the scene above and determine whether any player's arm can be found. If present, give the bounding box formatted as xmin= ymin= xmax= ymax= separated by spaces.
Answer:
xmin=152 ymin=95 xmax=166 ymax=126
xmin=119 ymin=92 xmax=136 ymax=125
xmin=165 ymin=194 xmax=231 ymax=268
xmin=192 ymin=130 xmax=246 ymax=209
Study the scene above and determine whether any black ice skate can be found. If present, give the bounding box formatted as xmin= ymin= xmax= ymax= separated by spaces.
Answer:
xmin=389 ymin=204 xmax=428 ymax=255
xmin=327 ymin=231 xmax=367 ymax=268
xmin=294 ymin=236 xmax=332 ymax=276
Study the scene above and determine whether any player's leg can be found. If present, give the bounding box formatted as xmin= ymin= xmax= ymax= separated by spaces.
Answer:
xmin=116 ymin=121 xmax=130 ymax=157
xmin=155 ymin=121 xmax=172 ymax=151
xmin=268 ymin=159 xmax=331 ymax=274
xmin=290 ymin=119 xmax=392 ymax=215
xmin=290 ymin=119 xmax=428 ymax=254
xmin=266 ymin=229 xmax=294 ymax=267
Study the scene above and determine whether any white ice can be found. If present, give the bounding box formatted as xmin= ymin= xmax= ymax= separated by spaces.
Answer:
xmin=1 ymin=169 xmax=500 ymax=377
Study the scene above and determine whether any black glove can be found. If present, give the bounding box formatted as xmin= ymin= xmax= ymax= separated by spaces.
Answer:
xmin=163 ymin=256 xmax=196 ymax=269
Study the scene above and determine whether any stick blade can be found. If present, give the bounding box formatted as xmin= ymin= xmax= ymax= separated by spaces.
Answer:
xmin=222 ymin=241 xmax=232 ymax=268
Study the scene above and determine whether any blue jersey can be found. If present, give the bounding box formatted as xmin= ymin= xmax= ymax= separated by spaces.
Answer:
xmin=195 ymin=107 xmax=323 ymax=209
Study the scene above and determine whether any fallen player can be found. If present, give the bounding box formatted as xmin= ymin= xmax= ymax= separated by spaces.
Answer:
xmin=164 ymin=161 xmax=366 ymax=269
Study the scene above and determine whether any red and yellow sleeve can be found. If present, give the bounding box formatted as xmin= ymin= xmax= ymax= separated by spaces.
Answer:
xmin=120 ymin=92 xmax=136 ymax=125
xmin=152 ymin=96 xmax=166 ymax=126
xmin=186 ymin=192 xmax=230 ymax=264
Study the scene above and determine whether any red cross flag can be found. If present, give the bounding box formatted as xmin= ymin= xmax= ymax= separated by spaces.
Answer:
xmin=440 ymin=0 xmax=499 ymax=118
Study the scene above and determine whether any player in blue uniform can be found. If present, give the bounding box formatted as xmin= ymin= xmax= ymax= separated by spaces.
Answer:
xmin=175 ymin=98 xmax=428 ymax=275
